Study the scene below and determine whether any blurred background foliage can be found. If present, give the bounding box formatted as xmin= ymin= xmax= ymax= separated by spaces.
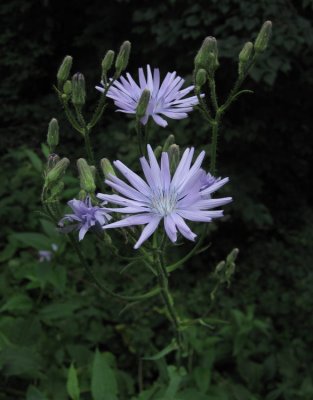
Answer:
xmin=1 ymin=0 xmax=313 ymax=399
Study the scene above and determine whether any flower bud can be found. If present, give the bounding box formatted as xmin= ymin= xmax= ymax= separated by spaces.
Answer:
xmin=115 ymin=41 xmax=131 ymax=73
xmin=226 ymin=248 xmax=239 ymax=264
xmin=100 ymin=158 xmax=116 ymax=179
xmin=47 ymin=153 xmax=60 ymax=171
xmin=215 ymin=260 xmax=226 ymax=274
xmin=57 ymin=55 xmax=73 ymax=85
xmin=154 ymin=146 xmax=162 ymax=159
xmin=168 ymin=144 xmax=180 ymax=173
xmin=90 ymin=165 xmax=97 ymax=180
xmin=136 ymin=89 xmax=150 ymax=119
xmin=77 ymin=158 xmax=96 ymax=193
xmin=78 ymin=189 xmax=87 ymax=201
xmin=163 ymin=134 xmax=175 ymax=152
xmin=195 ymin=68 xmax=207 ymax=88
xmin=102 ymin=50 xmax=115 ymax=75
xmin=254 ymin=21 xmax=272 ymax=53
xmin=195 ymin=36 xmax=219 ymax=74
xmin=45 ymin=158 xmax=70 ymax=187
xmin=47 ymin=118 xmax=59 ymax=152
xmin=63 ymin=80 xmax=72 ymax=95
xmin=71 ymin=73 xmax=86 ymax=107
xmin=238 ymin=42 xmax=253 ymax=76
xmin=50 ymin=181 xmax=64 ymax=199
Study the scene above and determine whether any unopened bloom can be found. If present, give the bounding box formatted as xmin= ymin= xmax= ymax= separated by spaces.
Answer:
xmin=96 ymin=65 xmax=202 ymax=127
xmin=58 ymin=197 xmax=111 ymax=241
xmin=38 ymin=244 xmax=58 ymax=262
xmin=97 ymin=145 xmax=231 ymax=249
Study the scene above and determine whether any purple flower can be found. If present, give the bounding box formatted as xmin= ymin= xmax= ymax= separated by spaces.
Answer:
xmin=97 ymin=145 xmax=232 ymax=249
xmin=58 ymin=197 xmax=111 ymax=241
xmin=38 ymin=244 xmax=58 ymax=262
xmin=96 ymin=65 xmax=202 ymax=127
xmin=200 ymin=171 xmax=221 ymax=192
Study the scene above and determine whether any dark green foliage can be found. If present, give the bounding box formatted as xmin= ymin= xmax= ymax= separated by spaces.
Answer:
xmin=1 ymin=0 xmax=312 ymax=399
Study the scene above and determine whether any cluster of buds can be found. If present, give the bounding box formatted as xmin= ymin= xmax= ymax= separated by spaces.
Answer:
xmin=194 ymin=36 xmax=219 ymax=79
xmin=211 ymin=248 xmax=239 ymax=300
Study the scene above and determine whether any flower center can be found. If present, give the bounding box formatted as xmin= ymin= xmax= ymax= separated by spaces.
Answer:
xmin=150 ymin=189 xmax=177 ymax=217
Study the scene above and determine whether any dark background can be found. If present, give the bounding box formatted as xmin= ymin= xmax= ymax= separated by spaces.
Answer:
xmin=1 ymin=1 xmax=313 ymax=399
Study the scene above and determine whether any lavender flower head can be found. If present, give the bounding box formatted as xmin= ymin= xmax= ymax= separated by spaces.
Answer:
xmin=96 ymin=65 xmax=202 ymax=127
xmin=59 ymin=197 xmax=111 ymax=241
xmin=200 ymin=171 xmax=221 ymax=193
xmin=97 ymin=145 xmax=232 ymax=249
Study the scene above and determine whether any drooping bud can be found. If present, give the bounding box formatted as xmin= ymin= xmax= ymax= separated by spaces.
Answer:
xmin=57 ymin=55 xmax=73 ymax=86
xmin=115 ymin=41 xmax=131 ymax=74
xmin=63 ymin=80 xmax=72 ymax=95
xmin=136 ymin=89 xmax=150 ymax=119
xmin=45 ymin=158 xmax=70 ymax=187
xmin=77 ymin=158 xmax=96 ymax=193
xmin=195 ymin=36 xmax=219 ymax=74
xmin=195 ymin=68 xmax=207 ymax=88
xmin=47 ymin=118 xmax=59 ymax=152
xmin=254 ymin=21 xmax=272 ymax=53
xmin=238 ymin=42 xmax=253 ymax=76
xmin=168 ymin=144 xmax=180 ymax=173
xmin=47 ymin=153 xmax=60 ymax=171
xmin=71 ymin=73 xmax=86 ymax=107
xmin=163 ymin=134 xmax=175 ymax=152
xmin=100 ymin=158 xmax=116 ymax=179
xmin=102 ymin=50 xmax=115 ymax=76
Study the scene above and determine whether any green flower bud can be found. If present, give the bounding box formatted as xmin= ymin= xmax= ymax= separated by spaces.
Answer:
xmin=100 ymin=158 xmax=116 ymax=179
xmin=102 ymin=50 xmax=115 ymax=75
xmin=47 ymin=118 xmax=59 ymax=152
xmin=226 ymin=248 xmax=239 ymax=264
xmin=63 ymin=80 xmax=72 ymax=95
xmin=195 ymin=68 xmax=207 ymax=88
xmin=238 ymin=42 xmax=253 ymax=76
xmin=90 ymin=165 xmax=97 ymax=180
xmin=154 ymin=146 xmax=162 ymax=159
xmin=57 ymin=55 xmax=73 ymax=85
xmin=78 ymin=189 xmax=87 ymax=201
xmin=136 ymin=89 xmax=150 ymax=119
xmin=195 ymin=36 xmax=219 ymax=74
xmin=47 ymin=153 xmax=60 ymax=171
xmin=71 ymin=73 xmax=86 ymax=107
xmin=115 ymin=41 xmax=131 ymax=74
xmin=254 ymin=21 xmax=272 ymax=53
xmin=168 ymin=144 xmax=180 ymax=173
xmin=77 ymin=158 xmax=96 ymax=193
xmin=163 ymin=134 xmax=175 ymax=152
xmin=215 ymin=260 xmax=226 ymax=274
xmin=50 ymin=181 xmax=64 ymax=199
xmin=45 ymin=157 xmax=70 ymax=187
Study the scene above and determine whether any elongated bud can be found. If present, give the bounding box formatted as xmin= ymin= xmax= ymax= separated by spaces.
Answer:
xmin=77 ymin=158 xmax=96 ymax=193
xmin=136 ymin=89 xmax=150 ymax=119
xmin=47 ymin=153 xmax=60 ymax=171
xmin=57 ymin=55 xmax=73 ymax=85
xmin=238 ymin=42 xmax=253 ymax=76
xmin=47 ymin=118 xmax=59 ymax=152
xmin=71 ymin=73 xmax=86 ymax=107
xmin=195 ymin=68 xmax=207 ymax=88
xmin=45 ymin=158 xmax=70 ymax=186
xmin=102 ymin=50 xmax=115 ymax=75
xmin=163 ymin=134 xmax=175 ymax=152
xmin=90 ymin=165 xmax=97 ymax=180
xmin=215 ymin=260 xmax=226 ymax=274
xmin=195 ymin=36 xmax=219 ymax=74
xmin=100 ymin=158 xmax=116 ymax=179
xmin=78 ymin=189 xmax=87 ymax=201
xmin=154 ymin=146 xmax=162 ymax=159
xmin=63 ymin=80 xmax=72 ymax=95
xmin=226 ymin=248 xmax=239 ymax=264
xmin=168 ymin=144 xmax=180 ymax=173
xmin=254 ymin=21 xmax=272 ymax=53
xmin=115 ymin=41 xmax=131 ymax=74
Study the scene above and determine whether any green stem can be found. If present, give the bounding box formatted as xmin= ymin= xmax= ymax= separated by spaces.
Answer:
xmin=209 ymin=111 xmax=221 ymax=176
xmin=136 ymin=119 xmax=145 ymax=157
xmin=153 ymin=236 xmax=183 ymax=360
xmin=84 ymin=128 xmax=95 ymax=166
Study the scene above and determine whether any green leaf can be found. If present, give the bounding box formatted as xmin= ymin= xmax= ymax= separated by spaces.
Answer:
xmin=143 ymin=340 xmax=178 ymax=360
xmin=39 ymin=300 xmax=82 ymax=321
xmin=67 ymin=363 xmax=80 ymax=400
xmin=26 ymin=386 xmax=48 ymax=400
xmin=24 ymin=149 xmax=43 ymax=173
xmin=12 ymin=232 xmax=51 ymax=251
xmin=0 ymin=293 xmax=33 ymax=313
xmin=164 ymin=366 xmax=185 ymax=398
xmin=91 ymin=350 xmax=118 ymax=400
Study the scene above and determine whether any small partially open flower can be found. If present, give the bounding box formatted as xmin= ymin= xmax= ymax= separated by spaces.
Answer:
xmin=58 ymin=197 xmax=111 ymax=241
xmin=96 ymin=65 xmax=202 ymax=127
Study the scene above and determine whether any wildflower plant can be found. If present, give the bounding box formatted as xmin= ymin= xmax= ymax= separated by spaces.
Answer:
xmin=40 ymin=21 xmax=272 ymax=390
